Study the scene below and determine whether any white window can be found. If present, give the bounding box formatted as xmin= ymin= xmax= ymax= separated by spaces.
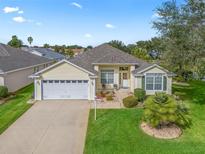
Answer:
xmin=146 ymin=73 xmax=163 ymax=90
xmin=101 ymin=70 xmax=114 ymax=84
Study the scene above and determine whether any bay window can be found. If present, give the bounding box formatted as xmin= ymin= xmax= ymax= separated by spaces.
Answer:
xmin=101 ymin=70 xmax=114 ymax=84
xmin=146 ymin=73 xmax=163 ymax=90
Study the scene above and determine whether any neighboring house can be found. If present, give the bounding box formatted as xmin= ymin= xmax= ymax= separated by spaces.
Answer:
xmin=0 ymin=44 xmax=54 ymax=92
xmin=31 ymin=44 xmax=174 ymax=101
xmin=22 ymin=47 xmax=66 ymax=61
xmin=71 ymin=48 xmax=84 ymax=56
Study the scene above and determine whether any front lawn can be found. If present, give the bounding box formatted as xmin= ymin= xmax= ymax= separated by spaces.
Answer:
xmin=0 ymin=84 xmax=33 ymax=134
xmin=84 ymin=81 xmax=205 ymax=154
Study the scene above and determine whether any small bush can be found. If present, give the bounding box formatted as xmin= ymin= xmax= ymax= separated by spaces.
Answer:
xmin=106 ymin=95 xmax=113 ymax=101
xmin=134 ymin=88 xmax=146 ymax=102
xmin=123 ymin=96 xmax=138 ymax=108
xmin=0 ymin=86 xmax=8 ymax=98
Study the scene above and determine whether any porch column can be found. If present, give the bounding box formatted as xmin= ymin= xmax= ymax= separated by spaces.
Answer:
xmin=130 ymin=66 xmax=135 ymax=92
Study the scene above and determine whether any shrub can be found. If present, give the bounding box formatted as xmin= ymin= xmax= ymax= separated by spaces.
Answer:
xmin=0 ymin=86 xmax=8 ymax=98
xmin=134 ymin=88 xmax=146 ymax=102
xmin=123 ymin=96 xmax=138 ymax=108
xmin=153 ymin=92 xmax=168 ymax=104
xmin=143 ymin=92 xmax=191 ymax=128
xmin=106 ymin=95 xmax=113 ymax=101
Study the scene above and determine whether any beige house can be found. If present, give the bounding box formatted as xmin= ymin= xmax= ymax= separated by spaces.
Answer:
xmin=0 ymin=44 xmax=53 ymax=92
xmin=31 ymin=44 xmax=174 ymax=101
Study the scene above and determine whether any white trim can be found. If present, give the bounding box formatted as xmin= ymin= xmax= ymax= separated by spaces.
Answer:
xmin=138 ymin=64 xmax=169 ymax=74
xmin=1 ymin=61 xmax=53 ymax=75
xmin=31 ymin=59 xmax=95 ymax=78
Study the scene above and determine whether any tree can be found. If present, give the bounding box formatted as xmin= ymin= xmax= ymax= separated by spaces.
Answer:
xmin=153 ymin=0 xmax=205 ymax=79
xmin=7 ymin=35 xmax=23 ymax=48
xmin=67 ymin=49 xmax=74 ymax=57
xmin=109 ymin=40 xmax=130 ymax=53
xmin=43 ymin=43 xmax=50 ymax=48
xmin=27 ymin=36 xmax=33 ymax=46
xmin=130 ymin=47 xmax=150 ymax=60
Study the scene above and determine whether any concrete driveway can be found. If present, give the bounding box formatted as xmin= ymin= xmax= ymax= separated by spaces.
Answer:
xmin=0 ymin=100 xmax=90 ymax=154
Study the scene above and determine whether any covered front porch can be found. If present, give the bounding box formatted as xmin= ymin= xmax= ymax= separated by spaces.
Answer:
xmin=94 ymin=64 xmax=135 ymax=92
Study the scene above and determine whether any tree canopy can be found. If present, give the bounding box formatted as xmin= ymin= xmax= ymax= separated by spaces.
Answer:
xmin=7 ymin=35 xmax=23 ymax=48
xmin=153 ymin=0 xmax=205 ymax=79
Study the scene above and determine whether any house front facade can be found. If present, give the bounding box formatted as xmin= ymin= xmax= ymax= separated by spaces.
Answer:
xmin=31 ymin=44 xmax=174 ymax=101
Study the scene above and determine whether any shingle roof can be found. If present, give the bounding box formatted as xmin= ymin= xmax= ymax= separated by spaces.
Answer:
xmin=22 ymin=47 xmax=66 ymax=60
xmin=69 ymin=44 xmax=150 ymax=74
xmin=31 ymin=48 xmax=65 ymax=60
xmin=0 ymin=44 xmax=53 ymax=73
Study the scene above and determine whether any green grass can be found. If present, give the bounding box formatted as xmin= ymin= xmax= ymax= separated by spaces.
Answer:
xmin=0 ymin=84 xmax=33 ymax=134
xmin=84 ymin=81 xmax=205 ymax=154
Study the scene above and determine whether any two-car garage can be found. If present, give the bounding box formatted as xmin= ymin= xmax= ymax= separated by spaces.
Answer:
xmin=32 ymin=60 xmax=96 ymax=101
xmin=42 ymin=80 xmax=89 ymax=100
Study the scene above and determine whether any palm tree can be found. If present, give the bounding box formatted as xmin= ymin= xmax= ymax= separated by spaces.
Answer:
xmin=27 ymin=36 xmax=33 ymax=46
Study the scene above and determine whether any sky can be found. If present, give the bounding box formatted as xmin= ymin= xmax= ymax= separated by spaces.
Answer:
xmin=0 ymin=0 xmax=184 ymax=47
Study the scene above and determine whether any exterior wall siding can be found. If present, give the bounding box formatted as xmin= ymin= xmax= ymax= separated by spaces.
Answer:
xmin=4 ymin=64 xmax=45 ymax=92
xmin=0 ymin=76 xmax=4 ymax=86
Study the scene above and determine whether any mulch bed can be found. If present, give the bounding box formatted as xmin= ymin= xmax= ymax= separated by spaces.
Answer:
xmin=141 ymin=122 xmax=182 ymax=139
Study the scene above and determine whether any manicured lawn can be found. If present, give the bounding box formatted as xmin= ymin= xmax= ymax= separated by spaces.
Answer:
xmin=84 ymin=81 xmax=205 ymax=154
xmin=0 ymin=84 xmax=33 ymax=134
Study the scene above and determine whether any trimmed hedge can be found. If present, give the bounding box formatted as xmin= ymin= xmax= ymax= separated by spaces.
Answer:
xmin=123 ymin=96 xmax=138 ymax=108
xmin=134 ymin=88 xmax=146 ymax=102
xmin=0 ymin=86 xmax=8 ymax=98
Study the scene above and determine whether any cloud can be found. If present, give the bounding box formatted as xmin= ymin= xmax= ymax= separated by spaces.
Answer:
xmin=84 ymin=33 xmax=92 ymax=38
xmin=12 ymin=16 xmax=26 ymax=23
xmin=71 ymin=2 xmax=82 ymax=9
xmin=105 ymin=24 xmax=115 ymax=29
xmin=152 ymin=13 xmax=161 ymax=18
xmin=3 ymin=6 xmax=19 ymax=13
xmin=18 ymin=10 xmax=24 ymax=14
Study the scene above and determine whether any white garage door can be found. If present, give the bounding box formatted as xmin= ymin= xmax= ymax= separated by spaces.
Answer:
xmin=42 ymin=80 xmax=89 ymax=100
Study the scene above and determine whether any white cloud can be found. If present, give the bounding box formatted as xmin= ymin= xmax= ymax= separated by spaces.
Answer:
xmin=12 ymin=16 xmax=26 ymax=23
xmin=105 ymin=24 xmax=115 ymax=29
xmin=3 ymin=6 xmax=19 ymax=13
xmin=18 ymin=10 xmax=24 ymax=14
xmin=84 ymin=33 xmax=92 ymax=38
xmin=71 ymin=2 xmax=82 ymax=9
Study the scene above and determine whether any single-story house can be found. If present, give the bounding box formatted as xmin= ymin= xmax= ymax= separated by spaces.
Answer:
xmin=22 ymin=47 xmax=66 ymax=61
xmin=0 ymin=44 xmax=54 ymax=92
xmin=31 ymin=44 xmax=174 ymax=100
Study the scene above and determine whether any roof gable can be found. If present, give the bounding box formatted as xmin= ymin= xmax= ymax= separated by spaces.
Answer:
xmin=31 ymin=59 xmax=95 ymax=77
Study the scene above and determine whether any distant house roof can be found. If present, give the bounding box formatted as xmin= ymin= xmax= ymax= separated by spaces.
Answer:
xmin=23 ymin=47 xmax=66 ymax=61
xmin=69 ymin=44 xmax=151 ymax=74
xmin=71 ymin=48 xmax=84 ymax=55
xmin=0 ymin=44 xmax=53 ymax=73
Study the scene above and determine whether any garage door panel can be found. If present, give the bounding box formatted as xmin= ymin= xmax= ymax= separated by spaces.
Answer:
xmin=42 ymin=80 xmax=88 ymax=100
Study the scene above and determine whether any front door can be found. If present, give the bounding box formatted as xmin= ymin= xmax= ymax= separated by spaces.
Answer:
xmin=122 ymin=73 xmax=129 ymax=88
